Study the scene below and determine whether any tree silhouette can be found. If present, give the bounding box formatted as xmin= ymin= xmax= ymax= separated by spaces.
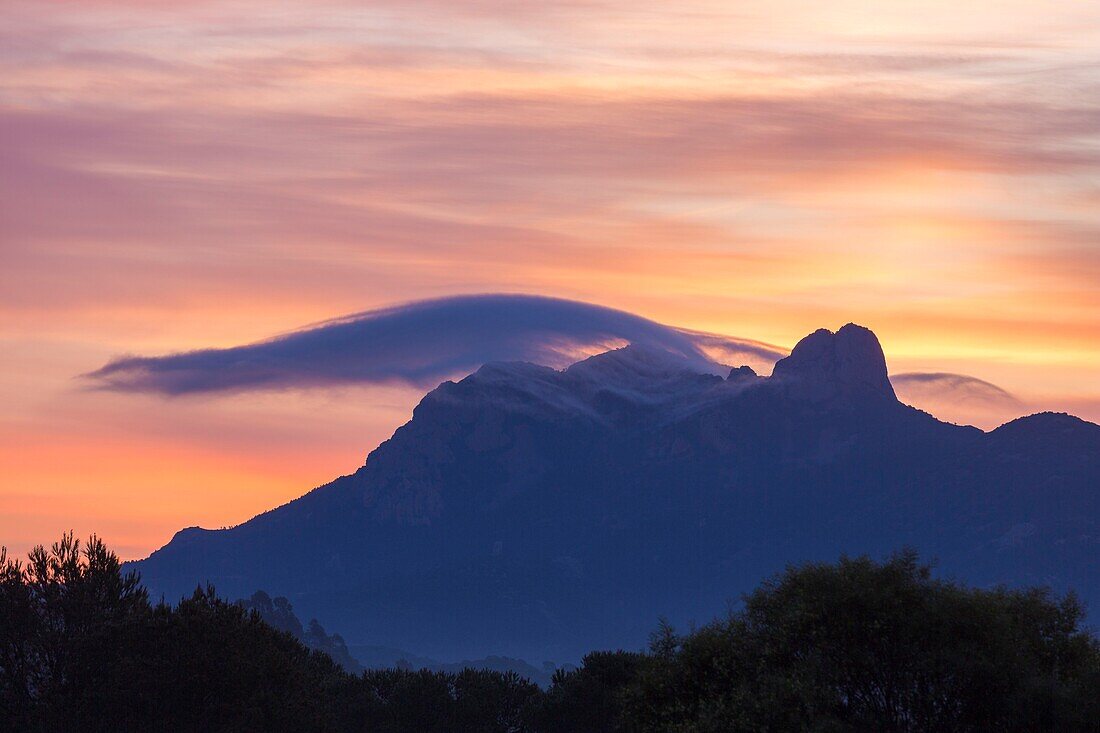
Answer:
xmin=624 ymin=550 xmax=1100 ymax=732
xmin=2 ymin=537 xmax=1097 ymax=732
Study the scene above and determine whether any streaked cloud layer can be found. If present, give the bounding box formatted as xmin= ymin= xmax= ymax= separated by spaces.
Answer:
xmin=2 ymin=0 xmax=1099 ymax=558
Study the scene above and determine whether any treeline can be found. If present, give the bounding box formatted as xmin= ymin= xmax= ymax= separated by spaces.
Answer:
xmin=1 ymin=537 xmax=1098 ymax=732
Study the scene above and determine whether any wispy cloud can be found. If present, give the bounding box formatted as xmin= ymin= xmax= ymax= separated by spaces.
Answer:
xmin=893 ymin=372 xmax=1027 ymax=428
xmin=893 ymin=372 xmax=1023 ymax=405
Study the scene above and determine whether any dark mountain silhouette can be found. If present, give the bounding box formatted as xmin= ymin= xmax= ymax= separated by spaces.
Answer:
xmin=129 ymin=324 xmax=1100 ymax=662
xmin=239 ymin=589 xmax=564 ymax=685
xmin=237 ymin=590 xmax=363 ymax=674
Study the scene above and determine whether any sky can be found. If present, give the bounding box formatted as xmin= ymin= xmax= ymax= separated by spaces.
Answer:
xmin=2 ymin=0 xmax=1099 ymax=560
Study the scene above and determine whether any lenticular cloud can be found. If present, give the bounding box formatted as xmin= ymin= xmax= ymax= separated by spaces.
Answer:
xmin=84 ymin=294 xmax=786 ymax=395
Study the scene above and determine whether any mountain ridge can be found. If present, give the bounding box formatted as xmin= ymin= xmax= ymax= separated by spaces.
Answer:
xmin=128 ymin=325 xmax=1099 ymax=662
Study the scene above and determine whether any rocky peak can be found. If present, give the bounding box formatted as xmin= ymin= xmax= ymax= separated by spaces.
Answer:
xmin=771 ymin=324 xmax=896 ymax=401
xmin=727 ymin=365 xmax=758 ymax=381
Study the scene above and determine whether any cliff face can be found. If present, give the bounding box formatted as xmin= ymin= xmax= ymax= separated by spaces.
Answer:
xmin=129 ymin=326 xmax=1100 ymax=663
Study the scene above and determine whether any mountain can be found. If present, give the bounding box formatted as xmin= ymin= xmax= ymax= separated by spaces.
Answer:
xmin=236 ymin=589 xmax=564 ymax=684
xmin=237 ymin=590 xmax=363 ymax=674
xmin=129 ymin=324 xmax=1100 ymax=662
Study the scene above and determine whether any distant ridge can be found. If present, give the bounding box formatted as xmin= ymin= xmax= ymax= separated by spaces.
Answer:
xmin=129 ymin=325 xmax=1100 ymax=662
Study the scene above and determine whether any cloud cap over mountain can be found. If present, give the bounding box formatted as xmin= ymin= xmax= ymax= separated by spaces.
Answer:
xmin=83 ymin=294 xmax=1031 ymax=430
xmin=84 ymin=294 xmax=784 ymax=396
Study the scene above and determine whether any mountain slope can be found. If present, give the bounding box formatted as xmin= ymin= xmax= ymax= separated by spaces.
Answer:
xmin=130 ymin=325 xmax=1100 ymax=662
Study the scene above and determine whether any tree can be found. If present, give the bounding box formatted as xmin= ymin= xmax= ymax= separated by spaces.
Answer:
xmin=3 ymin=537 xmax=1097 ymax=732
xmin=625 ymin=551 xmax=1100 ymax=732
xmin=0 ymin=537 xmax=363 ymax=732
xmin=0 ymin=534 xmax=150 ymax=731
xmin=526 ymin=651 xmax=646 ymax=732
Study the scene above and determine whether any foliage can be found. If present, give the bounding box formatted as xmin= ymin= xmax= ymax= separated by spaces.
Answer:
xmin=623 ymin=550 xmax=1100 ymax=732
xmin=0 ymin=536 xmax=534 ymax=732
xmin=359 ymin=667 xmax=539 ymax=732
xmin=0 ymin=534 xmax=151 ymax=731
xmin=525 ymin=650 xmax=647 ymax=732
xmin=2 ymin=538 xmax=1098 ymax=732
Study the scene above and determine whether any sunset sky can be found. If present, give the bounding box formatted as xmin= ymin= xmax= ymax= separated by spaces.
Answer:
xmin=2 ymin=0 xmax=1099 ymax=559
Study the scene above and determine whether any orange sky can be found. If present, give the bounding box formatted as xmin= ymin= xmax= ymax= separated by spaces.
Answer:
xmin=2 ymin=0 xmax=1099 ymax=559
